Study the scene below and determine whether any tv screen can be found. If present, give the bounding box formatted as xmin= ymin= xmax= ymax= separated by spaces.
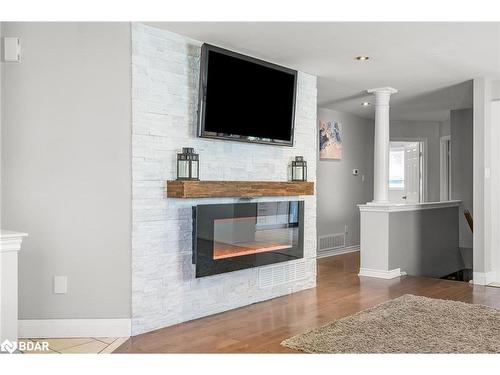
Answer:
xmin=198 ymin=44 xmax=297 ymax=146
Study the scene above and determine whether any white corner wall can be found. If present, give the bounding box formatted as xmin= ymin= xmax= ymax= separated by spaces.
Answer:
xmin=473 ymin=78 xmax=489 ymax=281
xmin=472 ymin=78 xmax=499 ymax=284
xmin=131 ymin=23 xmax=318 ymax=335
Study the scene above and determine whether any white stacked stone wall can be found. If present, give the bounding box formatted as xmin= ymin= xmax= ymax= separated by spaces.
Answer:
xmin=131 ymin=23 xmax=317 ymax=335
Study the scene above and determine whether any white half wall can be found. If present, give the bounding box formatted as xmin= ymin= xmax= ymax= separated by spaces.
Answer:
xmin=359 ymin=202 xmax=462 ymax=279
xmin=131 ymin=23 xmax=318 ymax=335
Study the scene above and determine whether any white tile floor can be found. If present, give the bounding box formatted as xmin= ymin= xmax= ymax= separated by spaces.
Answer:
xmin=20 ymin=337 xmax=129 ymax=354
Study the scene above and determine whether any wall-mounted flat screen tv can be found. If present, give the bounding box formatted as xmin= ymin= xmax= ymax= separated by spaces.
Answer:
xmin=198 ymin=44 xmax=297 ymax=146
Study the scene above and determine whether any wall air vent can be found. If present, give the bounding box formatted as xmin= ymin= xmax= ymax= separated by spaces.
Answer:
xmin=258 ymin=260 xmax=307 ymax=289
xmin=318 ymin=233 xmax=345 ymax=252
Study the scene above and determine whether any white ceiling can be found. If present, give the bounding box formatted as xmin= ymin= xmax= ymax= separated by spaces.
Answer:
xmin=150 ymin=22 xmax=500 ymax=122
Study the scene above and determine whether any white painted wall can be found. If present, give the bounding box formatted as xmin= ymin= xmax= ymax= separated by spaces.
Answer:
xmin=492 ymin=81 xmax=500 ymax=100
xmin=388 ymin=206 xmax=462 ymax=277
xmin=473 ymin=78 xmax=489 ymax=279
xmin=450 ymin=109 xmax=473 ymax=250
xmin=0 ymin=22 xmax=2 ymax=230
xmin=316 ymin=108 xmax=374 ymax=248
xmin=439 ymin=116 xmax=451 ymax=137
xmin=1 ymin=23 xmax=132 ymax=319
xmin=492 ymin=82 xmax=500 ymax=282
xmin=481 ymin=80 xmax=500 ymax=283
xmin=131 ymin=23 xmax=317 ymax=335
xmin=471 ymin=78 xmax=500 ymax=283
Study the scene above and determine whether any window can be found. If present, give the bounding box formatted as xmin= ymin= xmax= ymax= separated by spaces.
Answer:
xmin=389 ymin=147 xmax=405 ymax=189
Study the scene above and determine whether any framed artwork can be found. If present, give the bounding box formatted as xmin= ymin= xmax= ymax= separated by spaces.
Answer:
xmin=319 ymin=120 xmax=343 ymax=160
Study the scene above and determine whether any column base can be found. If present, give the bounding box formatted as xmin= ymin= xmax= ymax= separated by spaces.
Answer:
xmin=358 ymin=267 xmax=402 ymax=279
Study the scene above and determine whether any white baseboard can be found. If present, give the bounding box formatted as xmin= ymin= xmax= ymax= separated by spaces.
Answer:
xmin=358 ymin=267 xmax=402 ymax=279
xmin=317 ymin=245 xmax=359 ymax=259
xmin=472 ymin=271 xmax=497 ymax=286
xmin=18 ymin=319 xmax=131 ymax=338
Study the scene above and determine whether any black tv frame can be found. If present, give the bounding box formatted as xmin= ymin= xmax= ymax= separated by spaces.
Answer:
xmin=197 ymin=43 xmax=298 ymax=147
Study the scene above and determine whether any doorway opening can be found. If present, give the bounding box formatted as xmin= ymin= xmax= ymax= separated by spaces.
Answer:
xmin=389 ymin=141 xmax=425 ymax=203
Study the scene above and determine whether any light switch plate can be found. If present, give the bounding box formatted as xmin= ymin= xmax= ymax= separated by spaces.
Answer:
xmin=54 ymin=276 xmax=67 ymax=294
xmin=3 ymin=37 xmax=21 ymax=62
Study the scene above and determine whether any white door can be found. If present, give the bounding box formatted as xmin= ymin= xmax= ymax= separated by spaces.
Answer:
xmin=389 ymin=141 xmax=422 ymax=203
xmin=404 ymin=142 xmax=421 ymax=203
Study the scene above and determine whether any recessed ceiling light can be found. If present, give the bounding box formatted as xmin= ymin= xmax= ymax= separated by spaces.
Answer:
xmin=361 ymin=102 xmax=371 ymax=106
xmin=355 ymin=56 xmax=370 ymax=61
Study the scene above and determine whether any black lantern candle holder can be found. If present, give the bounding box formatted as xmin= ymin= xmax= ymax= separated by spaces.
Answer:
xmin=291 ymin=156 xmax=307 ymax=181
xmin=177 ymin=147 xmax=199 ymax=181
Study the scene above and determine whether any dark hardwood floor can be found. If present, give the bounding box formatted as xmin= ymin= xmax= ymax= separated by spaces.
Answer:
xmin=115 ymin=252 xmax=500 ymax=353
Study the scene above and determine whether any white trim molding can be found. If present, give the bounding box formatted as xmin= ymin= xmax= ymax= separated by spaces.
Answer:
xmin=472 ymin=271 xmax=497 ymax=286
xmin=358 ymin=267 xmax=402 ymax=279
xmin=18 ymin=319 xmax=132 ymax=339
xmin=440 ymin=135 xmax=452 ymax=201
xmin=317 ymin=245 xmax=359 ymax=259
xmin=359 ymin=200 xmax=461 ymax=213
xmin=0 ymin=230 xmax=28 ymax=253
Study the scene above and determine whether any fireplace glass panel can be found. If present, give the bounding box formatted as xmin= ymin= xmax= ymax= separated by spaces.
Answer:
xmin=193 ymin=201 xmax=304 ymax=277
xmin=213 ymin=203 xmax=299 ymax=260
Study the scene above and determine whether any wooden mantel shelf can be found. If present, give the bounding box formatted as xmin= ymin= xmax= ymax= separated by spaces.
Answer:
xmin=166 ymin=180 xmax=314 ymax=198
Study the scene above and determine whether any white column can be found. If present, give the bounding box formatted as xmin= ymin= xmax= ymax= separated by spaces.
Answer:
xmin=367 ymin=87 xmax=398 ymax=204
xmin=1 ymin=230 xmax=28 ymax=346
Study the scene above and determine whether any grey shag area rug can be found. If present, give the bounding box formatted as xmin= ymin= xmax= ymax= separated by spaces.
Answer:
xmin=281 ymin=294 xmax=500 ymax=353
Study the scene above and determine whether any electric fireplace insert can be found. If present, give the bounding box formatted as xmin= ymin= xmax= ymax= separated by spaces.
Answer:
xmin=192 ymin=201 xmax=304 ymax=277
